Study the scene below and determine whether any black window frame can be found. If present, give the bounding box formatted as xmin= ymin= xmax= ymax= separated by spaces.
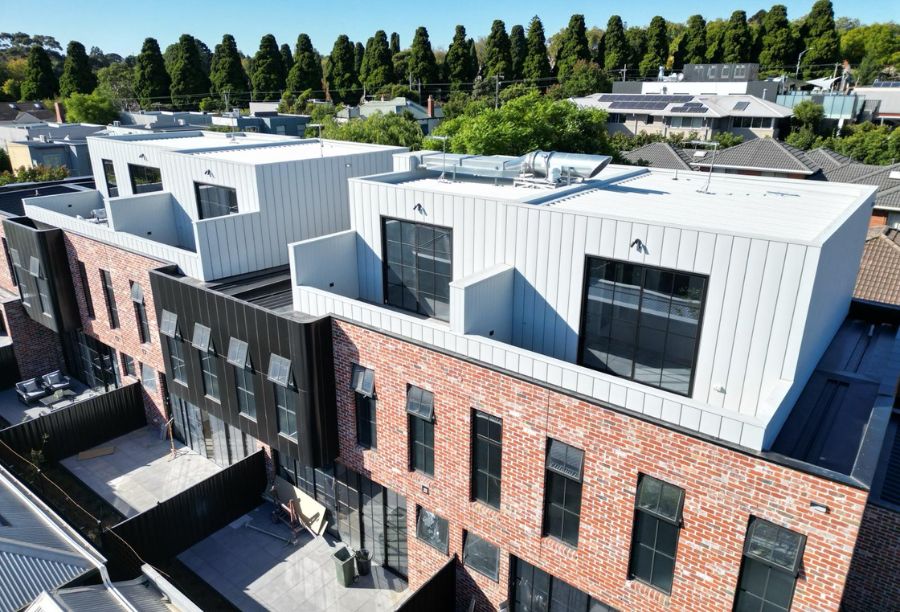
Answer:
xmin=732 ymin=517 xmax=806 ymax=612
xmin=274 ymin=382 xmax=298 ymax=440
xmin=352 ymin=364 xmax=377 ymax=449
xmin=102 ymin=158 xmax=118 ymax=197
xmin=32 ymin=260 xmax=51 ymax=316
xmin=76 ymin=260 xmax=94 ymax=318
xmin=471 ymin=410 xmax=502 ymax=509
xmin=130 ymin=281 xmax=150 ymax=343
xmin=121 ymin=353 xmax=136 ymax=377
xmin=577 ymin=256 xmax=707 ymax=397
xmin=511 ymin=557 xmax=618 ymax=612
xmin=194 ymin=181 xmax=239 ymax=220
xmin=382 ymin=217 xmax=453 ymax=321
xmin=128 ymin=163 xmax=162 ymax=194
xmin=462 ymin=531 xmax=500 ymax=581
xmin=415 ymin=506 xmax=449 ymax=555
xmin=407 ymin=385 xmax=435 ymax=476
xmin=140 ymin=363 xmax=158 ymax=393
xmin=2 ymin=238 xmax=16 ymax=287
xmin=166 ymin=336 xmax=186 ymax=383
xmin=543 ymin=438 xmax=584 ymax=547
xmin=99 ymin=269 xmax=119 ymax=329
xmin=234 ymin=363 xmax=257 ymax=419
xmin=628 ymin=474 xmax=685 ymax=595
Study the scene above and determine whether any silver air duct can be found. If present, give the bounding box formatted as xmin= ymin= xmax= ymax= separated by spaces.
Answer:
xmin=420 ymin=150 xmax=611 ymax=188
xmin=519 ymin=150 xmax=611 ymax=181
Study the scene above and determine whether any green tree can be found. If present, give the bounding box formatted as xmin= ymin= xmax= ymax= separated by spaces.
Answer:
xmin=555 ymin=15 xmax=591 ymax=81
xmin=354 ymin=42 xmax=365 ymax=77
xmin=841 ymin=23 xmax=900 ymax=66
xmin=2 ymin=79 xmax=21 ymax=101
xmin=722 ymin=11 xmax=751 ymax=62
xmin=523 ymin=16 xmax=551 ymax=82
xmin=63 ymin=91 xmax=118 ymax=124
xmin=287 ymin=34 xmax=323 ymax=95
xmin=445 ymin=26 xmax=477 ymax=87
xmin=134 ymin=38 xmax=169 ymax=109
xmin=813 ymin=122 xmax=899 ymax=164
xmin=801 ymin=0 xmax=840 ymax=77
xmin=853 ymin=56 xmax=882 ymax=86
xmin=20 ymin=45 xmax=57 ymax=100
xmin=758 ymin=6 xmax=795 ymax=71
xmin=408 ymin=27 xmax=438 ymax=84
xmin=785 ymin=99 xmax=825 ymax=149
xmin=705 ymin=19 xmax=727 ymax=62
xmin=428 ymin=90 xmax=610 ymax=156
xmin=681 ymin=15 xmax=707 ymax=65
xmin=549 ymin=60 xmax=610 ymax=98
xmin=640 ymin=16 xmax=669 ymax=76
xmin=96 ymin=63 xmax=135 ymax=104
xmin=325 ymin=34 xmax=359 ymax=105
xmin=168 ymin=34 xmax=211 ymax=109
xmin=483 ymin=20 xmax=512 ymax=78
xmin=251 ymin=34 xmax=285 ymax=101
xmin=59 ymin=41 xmax=96 ymax=97
xmin=209 ymin=35 xmax=249 ymax=99
xmin=360 ymin=30 xmax=393 ymax=94
xmin=392 ymin=50 xmax=410 ymax=85
xmin=321 ymin=111 xmax=423 ymax=149
xmin=280 ymin=43 xmax=294 ymax=79
xmin=389 ymin=33 xmax=400 ymax=56
xmin=603 ymin=16 xmax=628 ymax=71
xmin=625 ymin=27 xmax=646 ymax=70
xmin=509 ymin=25 xmax=526 ymax=81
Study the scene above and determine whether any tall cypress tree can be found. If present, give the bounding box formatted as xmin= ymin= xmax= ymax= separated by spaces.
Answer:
xmin=625 ymin=27 xmax=647 ymax=70
xmin=20 ymin=45 xmax=58 ymax=100
xmin=802 ymin=0 xmax=840 ymax=76
xmin=603 ymin=16 xmax=628 ymax=71
xmin=354 ymin=42 xmax=365 ymax=78
xmin=722 ymin=11 xmax=751 ymax=62
xmin=556 ymin=14 xmax=591 ymax=81
xmin=134 ymin=38 xmax=169 ymax=109
xmin=640 ymin=16 xmax=669 ymax=76
xmin=325 ymin=34 xmax=359 ymax=104
xmin=759 ymin=5 xmax=794 ymax=71
xmin=360 ymin=30 xmax=393 ymax=94
xmin=169 ymin=34 xmax=211 ymax=109
xmin=705 ymin=19 xmax=727 ymax=62
xmin=509 ymin=25 xmax=526 ymax=81
xmin=408 ymin=27 xmax=438 ymax=84
xmin=523 ymin=16 xmax=551 ymax=82
xmin=209 ymin=34 xmax=248 ymax=97
xmin=467 ymin=40 xmax=480 ymax=79
xmin=287 ymin=34 xmax=323 ymax=95
xmin=280 ymin=43 xmax=294 ymax=79
xmin=682 ymin=15 xmax=707 ymax=65
xmin=389 ymin=33 xmax=401 ymax=56
xmin=483 ymin=20 xmax=512 ymax=78
xmin=446 ymin=25 xmax=477 ymax=86
xmin=60 ymin=41 xmax=96 ymax=97
xmin=251 ymin=34 xmax=285 ymax=101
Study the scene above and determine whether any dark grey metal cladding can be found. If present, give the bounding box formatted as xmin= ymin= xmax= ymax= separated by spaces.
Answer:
xmin=1 ymin=216 xmax=79 ymax=333
xmin=149 ymin=267 xmax=338 ymax=468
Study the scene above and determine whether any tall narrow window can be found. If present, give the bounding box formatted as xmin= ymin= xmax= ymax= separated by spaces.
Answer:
xmin=543 ymin=438 xmax=584 ymax=547
xmin=472 ymin=410 xmax=502 ymax=508
xmin=128 ymin=164 xmax=162 ymax=194
xmin=30 ymin=258 xmax=51 ymax=316
xmin=99 ymin=269 xmax=119 ymax=329
xmin=407 ymin=385 xmax=435 ymax=476
xmin=269 ymin=354 xmax=297 ymax=439
xmin=195 ymin=182 xmax=239 ymax=219
xmin=228 ymin=338 xmax=256 ymax=419
xmin=121 ymin=353 xmax=136 ymax=377
xmin=159 ymin=310 xmax=185 ymax=383
xmin=382 ymin=218 xmax=452 ymax=321
xmin=351 ymin=364 xmax=376 ymax=449
xmin=140 ymin=363 xmax=158 ymax=393
xmin=629 ymin=475 xmax=685 ymax=594
xmin=193 ymin=323 xmax=219 ymax=401
xmin=733 ymin=518 xmax=806 ymax=612
xmin=579 ymin=257 xmax=707 ymax=396
xmin=9 ymin=249 xmax=26 ymax=303
xmin=102 ymin=159 xmax=118 ymax=197
xmin=77 ymin=260 xmax=94 ymax=317
xmin=130 ymin=281 xmax=150 ymax=343
xmin=2 ymin=239 xmax=16 ymax=287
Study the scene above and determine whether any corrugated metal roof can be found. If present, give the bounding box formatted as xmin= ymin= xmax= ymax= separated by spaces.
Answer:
xmin=0 ymin=551 xmax=91 ymax=612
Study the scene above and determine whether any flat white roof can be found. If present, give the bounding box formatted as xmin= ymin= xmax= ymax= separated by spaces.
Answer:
xmin=550 ymin=169 xmax=875 ymax=244
xmin=192 ymin=140 xmax=391 ymax=163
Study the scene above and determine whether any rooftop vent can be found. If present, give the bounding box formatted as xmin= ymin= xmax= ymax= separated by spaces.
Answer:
xmin=420 ymin=150 xmax=611 ymax=188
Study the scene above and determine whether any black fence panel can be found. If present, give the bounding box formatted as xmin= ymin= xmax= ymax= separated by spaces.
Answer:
xmin=398 ymin=556 xmax=457 ymax=612
xmin=0 ymin=382 xmax=145 ymax=461
xmin=0 ymin=343 xmax=19 ymax=389
xmin=102 ymin=450 xmax=267 ymax=580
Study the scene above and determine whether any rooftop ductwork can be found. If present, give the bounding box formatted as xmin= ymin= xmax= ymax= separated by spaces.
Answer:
xmin=420 ymin=150 xmax=611 ymax=188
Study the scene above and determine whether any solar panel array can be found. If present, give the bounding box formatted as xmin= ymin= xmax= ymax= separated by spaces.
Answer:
xmin=733 ymin=101 xmax=751 ymax=111
xmin=597 ymin=94 xmax=693 ymax=103
xmin=872 ymin=80 xmax=900 ymax=88
xmin=609 ymin=101 xmax=670 ymax=110
xmin=670 ymin=106 xmax=708 ymax=113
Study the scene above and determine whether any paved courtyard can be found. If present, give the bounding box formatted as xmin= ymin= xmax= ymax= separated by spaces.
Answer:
xmin=61 ymin=426 xmax=221 ymax=518
xmin=179 ymin=503 xmax=409 ymax=612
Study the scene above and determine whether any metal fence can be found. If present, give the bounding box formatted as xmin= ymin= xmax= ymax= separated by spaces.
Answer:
xmin=102 ymin=450 xmax=267 ymax=580
xmin=398 ymin=556 xmax=457 ymax=612
xmin=0 ymin=382 xmax=145 ymax=461
xmin=0 ymin=343 xmax=18 ymax=389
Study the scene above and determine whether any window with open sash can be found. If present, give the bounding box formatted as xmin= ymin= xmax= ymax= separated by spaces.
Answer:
xmin=543 ymin=438 xmax=584 ymax=547
xmin=407 ymin=385 xmax=435 ymax=476
xmin=351 ymin=364 xmax=376 ymax=448
xmin=629 ymin=474 xmax=685 ymax=594
xmin=733 ymin=518 xmax=806 ymax=612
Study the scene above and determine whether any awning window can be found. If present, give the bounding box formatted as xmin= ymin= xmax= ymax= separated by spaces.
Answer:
xmin=546 ymin=439 xmax=584 ymax=481
xmin=130 ymin=281 xmax=144 ymax=303
xmin=350 ymin=364 xmax=375 ymax=397
xmin=406 ymin=385 xmax=434 ymax=421
xmin=268 ymin=354 xmax=293 ymax=387
xmin=191 ymin=323 xmax=212 ymax=352
xmin=159 ymin=309 xmax=179 ymax=338
xmin=28 ymin=256 xmax=41 ymax=277
xmin=227 ymin=337 xmax=251 ymax=369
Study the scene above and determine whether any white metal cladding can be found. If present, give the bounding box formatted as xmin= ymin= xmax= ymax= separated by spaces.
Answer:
xmin=345 ymin=175 xmax=873 ymax=434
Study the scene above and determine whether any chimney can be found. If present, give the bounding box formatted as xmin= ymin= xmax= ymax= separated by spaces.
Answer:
xmin=427 ymin=95 xmax=434 ymax=118
xmin=54 ymin=101 xmax=66 ymax=123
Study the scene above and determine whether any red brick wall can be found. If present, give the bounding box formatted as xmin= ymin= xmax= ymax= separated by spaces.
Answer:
xmin=870 ymin=211 xmax=888 ymax=228
xmin=332 ymin=319 xmax=870 ymax=612
xmin=63 ymin=233 xmax=168 ymax=426
xmin=0 ymin=293 xmax=65 ymax=381
xmin=842 ymin=503 xmax=900 ymax=610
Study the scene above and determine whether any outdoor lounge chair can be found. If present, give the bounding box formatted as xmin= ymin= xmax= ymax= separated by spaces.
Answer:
xmin=16 ymin=378 xmax=47 ymax=404
xmin=41 ymin=370 xmax=71 ymax=393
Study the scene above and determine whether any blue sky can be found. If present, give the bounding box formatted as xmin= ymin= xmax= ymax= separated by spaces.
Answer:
xmin=3 ymin=0 xmax=895 ymax=56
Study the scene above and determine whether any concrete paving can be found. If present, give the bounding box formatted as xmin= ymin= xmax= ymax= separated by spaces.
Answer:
xmin=179 ymin=503 xmax=409 ymax=612
xmin=61 ymin=426 xmax=221 ymax=518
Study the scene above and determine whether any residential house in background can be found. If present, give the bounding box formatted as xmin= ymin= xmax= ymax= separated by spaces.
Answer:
xmin=0 ymin=101 xmax=59 ymax=124
xmin=571 ymin=93 xmax=792 ymax=140
xmin=338 ymin=96 xmax=443 ymax=134
xmin=210 ymin=109 xmax=310 ymax=136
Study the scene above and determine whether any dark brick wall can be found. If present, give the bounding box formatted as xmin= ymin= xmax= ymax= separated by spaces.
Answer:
xmin=842 ymin=503 xmax=900 ymax=610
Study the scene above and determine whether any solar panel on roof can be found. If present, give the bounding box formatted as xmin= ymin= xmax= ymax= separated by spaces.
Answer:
xmin=733 ymin=101 xmax=750 ymax=111
xmin=670 ymin=106 xmax=708 ymax=113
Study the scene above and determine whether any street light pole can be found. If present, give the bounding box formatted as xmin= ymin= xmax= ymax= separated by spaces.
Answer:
xmin=795 ymin=49 xmax=809 ymax=79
